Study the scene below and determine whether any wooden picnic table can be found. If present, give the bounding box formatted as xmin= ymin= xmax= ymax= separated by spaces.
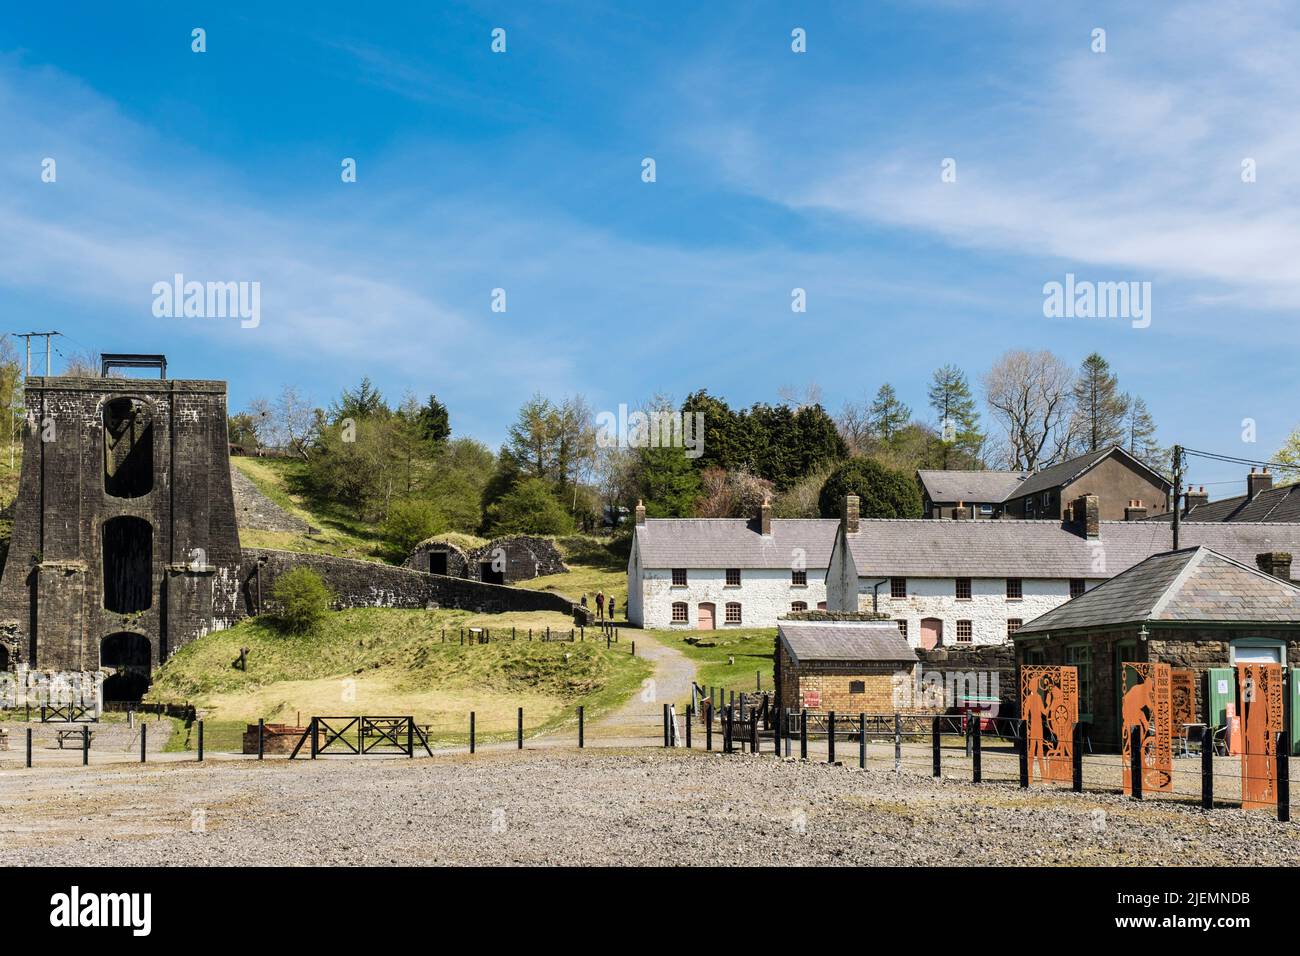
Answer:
xmin=55 ymin=728 xmax=94 ymax=749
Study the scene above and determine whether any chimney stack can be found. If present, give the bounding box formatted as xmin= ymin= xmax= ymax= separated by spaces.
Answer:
xmin=952 ymin=500 xmax=970 ymax=520
xmin=759 ymin=496 xmax=772 ymax=535
xmin=634 ymin=499 xmax=646 ymax=526
xmin=1256 ymin=552 xmax=1293 ymax=582
xmin=1248 ymin=467 xmax=1273 ymax=500
xmin=1124 ymin=499 xmax=1148 ymax=521
xmin=842 ymin=494 xmax=860 ymax=535
xmin=1072 ymin=494 xmax=1100 ymax=539
xmin=1183 ymin=486 xmax=1209 ymax=515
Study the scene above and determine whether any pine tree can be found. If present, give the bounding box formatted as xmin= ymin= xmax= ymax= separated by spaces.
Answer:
xmin=1123 ymin=395 xmax=1161 ymax=467
xmin=868 ymin=384 xmax=911 ymax=445
xmin=927 ymin=364 xmax=984 ymax=468
xmin=1071 ymin=353 xmax=1128 ymax=453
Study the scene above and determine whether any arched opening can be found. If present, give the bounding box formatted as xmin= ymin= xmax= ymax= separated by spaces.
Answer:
xmin=920 ymin=617 xmax=944 ymax=650
xmin=102 ymin=516 xmax=153 ymax=612
xmin=103 ymin=397 xmax=154 ymax=498
xmin=0 ymin=645 xmax=9 ymax=671
xmin=100 ymin=632 xmax=152 ymax=702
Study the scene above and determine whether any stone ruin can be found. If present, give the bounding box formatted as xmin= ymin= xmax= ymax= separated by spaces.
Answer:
xmin=0 ymin=360 xmax=242 ymax=700
xmin=405 ymin=534 xmax=568 ymax=585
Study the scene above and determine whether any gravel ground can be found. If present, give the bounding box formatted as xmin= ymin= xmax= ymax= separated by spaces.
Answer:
xmin=1 ymin=748 xmax=1298 ymax=866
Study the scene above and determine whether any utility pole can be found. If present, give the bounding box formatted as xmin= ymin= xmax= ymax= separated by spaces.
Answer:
xmin=14 ymin=331 xmax=59 ymax=377
xmin=1171 ymin=444 xmax=1182 ymax=551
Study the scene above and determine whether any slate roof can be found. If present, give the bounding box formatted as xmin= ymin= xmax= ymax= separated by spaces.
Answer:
xmin=778 ymin=621 xmax=918 ymax=664
xmin=635 ymin=518 xmax=839 ymax=569
xmin=841 ymin=519 xmax=1300 ymax=579
xmin=1140 ymin=482 xmax=1300 ymax=524
xmin=1015 ymin=547 xmax=1300 ymax=635
xmin=917 ymin=469 xmax=1025 ymax=504
xmin=1009 ymin=446 xmax=1170 ymax=500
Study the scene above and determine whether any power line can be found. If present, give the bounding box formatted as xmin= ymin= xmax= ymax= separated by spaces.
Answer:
xmin=1182 ymin=446 xmax=1292 ymax=470
xmin=11 ymin=331 xmax=60 ymax=377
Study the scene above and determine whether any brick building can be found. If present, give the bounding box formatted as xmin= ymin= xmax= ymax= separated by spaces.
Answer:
xmin=1013 ymin=547 xmax=1300 ymax=750
xmin=774 ymin=619 xmax=919 ymax=714
xmin=0 ymin=367 xmax=242 ymax=700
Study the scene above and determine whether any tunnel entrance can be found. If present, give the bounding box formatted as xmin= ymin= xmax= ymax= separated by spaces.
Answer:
xmin=479 ymin=561 xmax=505 ymax=585
xmin=428 ymin=551 xmax=448 ymax=575
xmin=103 ymin=397 xmax=154 ymax=498
xmin=102 ymin=516 xmax=153 ymax=612
xmin=100 ymin=632 xmax=151 ymax=702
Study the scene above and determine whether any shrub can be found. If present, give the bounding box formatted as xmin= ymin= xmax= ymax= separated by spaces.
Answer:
xmin=818 ymin=458 xmax=923 ymax=519
xmin=270 ymin=566 xmax=334 ymax=634
xmin=382 ymin=499 xmax=442 ymax=555
xmin=485 ymin=478 xmax=575 ymax=535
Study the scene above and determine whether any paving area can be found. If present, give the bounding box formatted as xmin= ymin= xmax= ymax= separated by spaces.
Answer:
xmin=1 ymin=746 xmax=1297 ymax=866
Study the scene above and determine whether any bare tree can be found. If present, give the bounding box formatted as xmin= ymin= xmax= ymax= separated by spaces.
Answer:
xmin=777 ymin=382 xmax=823 ymax=409
xmin=274 ymin=385 xmax=317 ymax=459
xmin=982 ymin=350 xmax=1076 ymax=471
xmin=835 ymin=396 xmax=873 ymax=455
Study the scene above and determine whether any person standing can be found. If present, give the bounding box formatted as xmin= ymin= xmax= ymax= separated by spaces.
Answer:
xmin=608 ymin=596 xmax=617 ymax=621
xmin=596 ymin=591 xmax=605 ymax=621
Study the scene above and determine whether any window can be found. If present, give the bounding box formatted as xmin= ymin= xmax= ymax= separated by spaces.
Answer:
xmin=1024 ymin=648 xmax=1046 ymax=665
xmin=890 ymin=577 xmax=907 ymax=599
xmin=956 ymin=620 xmax=973 ymax=643
xmin=849 ymin=680 xmax=865 ymax=694
xmin=671 ymin=602 xmax=688 ymax=623
xmin=671 ymin=568 xmax=687 ymax=587
xmin=1006 ymin=578 xmax=1023 ymax=600
xmin=725 ymin=568 xmax=741 ymax=587
xmin=955 ymin=578 xmax=972 ymax=600
xmin=1007 ymin=618 xmax=1023 ymax=638
xmin=1230 ymin=639 xmax=1287 ymax=666
xmin=1070 ymin=578 xmax=1086 ymax=599
xmin=724 ymin=602 xmax=742 ymax=624
xmin=896 ymin=620 xmax=908 ymax=639
xmin=1042 ymin=492 xmax=1052 ymax=508
xmin=979 ymin=504 xmax=994 ymax=516
xmin=791 ymin=601 xmax=807 ymax=613
xmin=791 ymin=569 xmax=807 ymax=586
xmin=1064 ymin=644 xmax=1093 ymax=721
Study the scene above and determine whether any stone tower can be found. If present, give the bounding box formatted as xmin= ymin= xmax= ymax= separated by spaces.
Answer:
xmin=0 ymin=359 xmax=241 ymax=699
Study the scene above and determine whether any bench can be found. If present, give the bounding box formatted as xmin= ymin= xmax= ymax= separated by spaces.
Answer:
xmin=55 ymin=729 xmax=94 ymax=749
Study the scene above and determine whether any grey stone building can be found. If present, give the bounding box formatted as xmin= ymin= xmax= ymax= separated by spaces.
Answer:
xmin=0 ymin=369 xmax=242 ymax=699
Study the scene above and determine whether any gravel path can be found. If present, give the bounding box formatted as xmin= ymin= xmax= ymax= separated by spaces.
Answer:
xmin=1 ymin=748 xmax=1297 ymax=866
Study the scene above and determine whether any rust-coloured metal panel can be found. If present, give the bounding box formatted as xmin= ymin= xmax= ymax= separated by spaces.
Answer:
xmin=1122 ymin=662 xmax=1173 ymax=794
xmin=1239 ymin=663 xmax=1284 ymax=810
xmin=1171 ymin=669 xmax=1196 ymax=728
xmin=1021 ymin=665 xmax=1078 ymax=784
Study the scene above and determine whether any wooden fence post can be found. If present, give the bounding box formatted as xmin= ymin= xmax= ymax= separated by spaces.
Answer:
xmin=82 ymin=725 xmax=89 ymax=766
xmin=141 ymin=723 xmax=147 ymax=763
xmin=686 ymin=705 xmax=692 ymax=749
xmin=706 ymin=702 xmax=713 ymax=751
xmin=257 ymin=718 xmax=264 ymax=760
xmin=1129 ymin=725 xmax=1143 ymax=800
xmin=26 ymin=727 xmax=32 ymax=768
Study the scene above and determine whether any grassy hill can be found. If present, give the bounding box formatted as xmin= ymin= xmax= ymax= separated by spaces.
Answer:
xmin=147 ymin=606 xmax=651 ymax=751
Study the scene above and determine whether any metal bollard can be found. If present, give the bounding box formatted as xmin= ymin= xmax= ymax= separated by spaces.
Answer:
xmin=1278 ymin=730 xmax=1290 ymax=824
xmin=894 ymin=712 xmax=902 ymax=774
xmin=26 ymin=727 xmax=32 ymax=768
xmin=706 ymin=703 xmax=713 ymax=751
xmin=799 ymin=709 xmax=808 ymax=760
xmin=827 ymin=711 xmax=836 ymax=764
xmin=518 ymin=707 xmax=524 ymax=749
xmin=1201 ymin=725 xmax=1214 ymax=810
xmin=686 ymin=706 xmax=692 ymax=749
xmin=1129 ymin=725 xmax=1143 ymax=800
xmin=1072 ymin=723 xmax=1083 ymax=793
xmin=198 ymin=720 xmax=204 ymax=762
xmin=470 ymin=712 xmax=476 ymax=754
xmin=859 ymin=713 xmax=866 ymax=769
xmin=932 ymin=717 xmax=941 ymax=777
xmin=258 ymin=718 xmax=265 ymax=760
xmin=141 ymin=723 xmax=147 ymax=763
xmin=972 ymin=716 xmax=982 ymax=784
xmin=1018 ymin=720 xmax=1029 ymax=788
xmin=578 ymin=705 xmax=584 ymax=748
xmin=82 ymin=725 xmax=89 ymax=766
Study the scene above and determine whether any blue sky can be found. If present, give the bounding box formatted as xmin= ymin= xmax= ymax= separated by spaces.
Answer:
xmin=2 ymin=0 xmax=1297 ymax=496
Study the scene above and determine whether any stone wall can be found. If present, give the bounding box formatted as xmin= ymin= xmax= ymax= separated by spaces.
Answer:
xmin=405 ymin=535 xmax=567 ymax=585
xmin=229 ymin=464 xmax=314 ymax=534
xmin=239 ymin=548 xmax=587 ymax=621
xmin=916 ymin=643 xmax=1017 ymax=710
xmin=776 ymin=641 xmax=918 ymax=714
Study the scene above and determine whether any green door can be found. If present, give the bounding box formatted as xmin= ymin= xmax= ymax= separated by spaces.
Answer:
xmin=1207 ymin=667 xmax=1234 ymax=731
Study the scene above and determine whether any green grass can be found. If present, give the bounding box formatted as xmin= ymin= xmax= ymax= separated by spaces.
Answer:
xmin=651 ymin=627 xmax=778 ymax=698
xmin=145 ymin=606 xmax=651 ymax=751
xmin=517 ymin=536 xmax=629 ymax=617
xmin=232 ymin=456 xmax=391 ymax=561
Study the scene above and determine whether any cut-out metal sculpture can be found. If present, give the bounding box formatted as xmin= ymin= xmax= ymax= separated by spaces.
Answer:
xmin=1238 ymin=663 xmax=1284 ymax=809
xmin=1122 ymin=662 xmax=1172 ymax=794
xmin=1171 ymin=669 xmax=1196 ymax=729
xmin=1020 ymin=665 xmax=1078 ymax=784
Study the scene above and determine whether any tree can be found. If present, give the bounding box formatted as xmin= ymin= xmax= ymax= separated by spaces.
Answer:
xmin=928 ymin=364 xmax=984 ymax=468
xmin=1071 ymin=353 xmax=1129 ymax=453
xmin=273 ymin=385 xmax=317 ymax=459
xmin=1275 ymin=426 xmax=1300 ymax=482
xmin=485 ymin=477 xmax=575 ymax=535
xmin=817 ymin=458 xmax=923 ymax=519
xmin=414 ymin=394 xmax=451 ymax=445
xmin=694 ymin=468 xmax=774 ymax=518
xmin=868 ymin=384 xmax=911 ymax=445
xmin=983 ymin=350 xmax=1076 ymax=470
xmin=381 ymin=499 xmax=442 ymax=555
xmin=681 ymin=390 xmax=750 ymax=472
xmin=835 ymin=397 xmax=873 ymax=456
xmin=227 ymin=412 xmax=262 ymax=452
xmin=270 ymin=567 xmax=334 ymax=634
xmin=329 ymin=376 xmax=388 ymax=422
xmin=1122 ymin=396 xmax=1162 ymax=467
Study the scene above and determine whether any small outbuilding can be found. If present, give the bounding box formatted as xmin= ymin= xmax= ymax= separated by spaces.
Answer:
xmin=1014 ymin=548 xmax=1300 ymax=749
xmin=775 ymin=618 xmax=920 ymax=714
xmin=405 ymin=535 xmax=568 ymax=585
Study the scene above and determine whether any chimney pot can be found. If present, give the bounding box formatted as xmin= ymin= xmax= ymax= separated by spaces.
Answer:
xmin=759 ymin=496 xmax=772 ymax=536
xmin=1124 ymin=499 xmax=1148 ymax=521
xmin=952 ymin=500 xmax=970 ymax=520
xmin=1247 ymin=468 xmax=1274 ymax=499
xmin=634 ymin=499 xmax=646 ymax=526
xmin=1183 ymin=486 xmax=1209 ymax=514
xmin=1073 ymin=494 xmax=1100 ymax=538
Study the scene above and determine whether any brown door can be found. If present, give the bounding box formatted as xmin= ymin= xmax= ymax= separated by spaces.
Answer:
xmin=920 ymin=618 xmax=943 ymax=650
xmin=698 ymin=603 xmax=715 ymax=630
